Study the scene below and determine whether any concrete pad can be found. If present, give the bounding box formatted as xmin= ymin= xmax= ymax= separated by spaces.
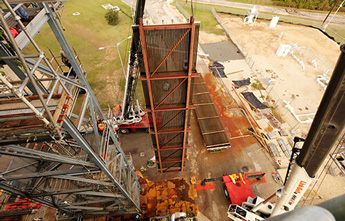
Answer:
xmin=201 ymin=41 xmax=244 ymax=61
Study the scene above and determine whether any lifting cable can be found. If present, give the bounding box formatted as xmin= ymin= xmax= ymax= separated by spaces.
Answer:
xmin=190 ymin=0 xmax=194 ymax=18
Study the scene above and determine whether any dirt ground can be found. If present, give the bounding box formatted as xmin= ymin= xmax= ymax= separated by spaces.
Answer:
xmin=219 ymin=15 xmax=340 ymax=131
xmin=215 ymin=14 xmax=345 ymax=206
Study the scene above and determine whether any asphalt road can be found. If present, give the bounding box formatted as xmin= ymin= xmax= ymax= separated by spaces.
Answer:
xmin=193 ymin=0 xmax=345 ymax=25
xmin=123 ymin=0 xmax=185 ymax=24
xmin=124 ymin=0 xmax=345 ymax=25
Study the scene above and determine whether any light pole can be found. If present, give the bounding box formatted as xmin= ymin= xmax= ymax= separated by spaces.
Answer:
xmin=323 ymin=0 xmax=345 ymax=31
xmin=99 ymin=36 xmax=132 ymax=78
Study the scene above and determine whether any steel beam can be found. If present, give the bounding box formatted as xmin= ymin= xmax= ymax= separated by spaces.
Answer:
xmin=31 ymin=187 xmax=97 ymax=197
xmin=181 ymin=18 xmax=195 ymax=171
xmin=0 ymin=48 xmax=40 ymax=94
xmin=139 ymin=19 xmax=163 ymax=172
xmin=62 ymin=118 xmax=140 ymax=211
xmin=65 ymin=206 xmax=103 ymax=211
xmin=140 ymin=72 xmax=198 ymax=80
xmin=160 ymin=133 xmax=181 ymax=148
xmin=0 ymin=145 xmax=94 ymax=166
xmin=153 ymin=145 xmax=190 ymax=151
xmin=74 ymin=191 xmax=125 ymax=198
xmin=155 ymin=78 xmax=187 ymax=108
xmin=150 ymin=29 xmax=190 ymax=77
xmin=1 ymin=162 xmax=37 ymax=175
xmin=53 ymin=174 xmax=113 ymax=186
xmin=106 ymin=198 xmax=126 ymax=209
xmin=153 ymin=128 xmax=191 ymax=134
xmin=157 ymin=110 xmax=184 ymax=131
xmin=70 ymin=198 xmax=117 ymax=206
xmin=0 ymin=183 xmax=72 ymax=215
xmin=163 ymin=168 xmax=186 ymax=173
xmin=14 ymin=3 xmax=51 ymax=50
xmin=25 ymin=58 xmax=86 ymax=90
xmin=139 ymin=19 xmax=197 ymax=172
xmin=147 ymin=106 xmax=195 ymax=112
xmin=140 ymin=23 xmax=192 ymax=30
xmin=161 ymin=158 xmax=187 ymax=163
xmin=0 ymin=1 xmax=141 ymax=217
xmin=45 ymin=2 xmax=141 ymax=197
xmin=3 ymin=168 xmax=99 ymax=181
xmin=88 ymin=99 xmax=101 ymax=152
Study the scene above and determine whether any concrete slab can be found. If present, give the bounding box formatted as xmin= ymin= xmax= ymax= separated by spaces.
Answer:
xmin=201 ymin=41 xmax=244 ymax=61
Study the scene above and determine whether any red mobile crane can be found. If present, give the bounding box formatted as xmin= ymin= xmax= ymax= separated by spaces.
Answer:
xmin=113 ymin=104 xmax=149 ymax=134
xmin=112 ymin=0 xmax=148 ymax=134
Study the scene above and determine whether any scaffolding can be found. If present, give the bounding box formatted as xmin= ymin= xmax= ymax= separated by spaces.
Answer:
xmin=0 ymin=1 xmax=140 ymax=219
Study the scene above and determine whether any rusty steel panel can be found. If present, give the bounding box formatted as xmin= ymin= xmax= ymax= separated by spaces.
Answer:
xmin=139 ymin=20 xmax=199 ymax=172
xmin=193 ymin=76 xmax=230 ymax=150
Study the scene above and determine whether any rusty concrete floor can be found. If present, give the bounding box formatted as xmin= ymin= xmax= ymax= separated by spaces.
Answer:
xmin=119 ymin=111 xmax=281 ymax=220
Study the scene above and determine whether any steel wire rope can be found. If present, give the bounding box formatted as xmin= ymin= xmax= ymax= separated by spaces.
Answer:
xmin=190 ymin=0 xmax=194 ymax=18
xmin=306 ymin=134 xmax=345 ymax=205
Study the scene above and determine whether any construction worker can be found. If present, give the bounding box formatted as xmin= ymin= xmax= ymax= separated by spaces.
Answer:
xmin=60 ymin=49 xmax=77 ymax=78
xmin=97 ymin=118 xmax=106 ymax=134
xmin=140 ymin=166 xmax=146 ymax=173
xmin=190 ymin=176 xmax=196 ymax=185
xmin=10 ymin=4 xmax=34 ymax=22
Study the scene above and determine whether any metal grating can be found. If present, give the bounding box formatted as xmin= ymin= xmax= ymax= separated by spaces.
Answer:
xmin=138 ymin=19 xmax=199 ymax=172
xmin=193 ymin=76 xmax=230 ymax=150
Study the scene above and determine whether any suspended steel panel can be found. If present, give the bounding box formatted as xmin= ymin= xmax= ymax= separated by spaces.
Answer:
xmin=138 ymin=19 xmax=199 ymax=172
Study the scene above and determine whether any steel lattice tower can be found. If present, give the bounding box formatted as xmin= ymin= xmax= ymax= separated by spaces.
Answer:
xmin=0 ymin=1 xmax=141 ymax=219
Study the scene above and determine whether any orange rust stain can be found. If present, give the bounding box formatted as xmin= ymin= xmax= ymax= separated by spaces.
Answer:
xmin=264 ymin=125 xmax=274 ymax=132
xmin=204 ymin=73 xmax=256 ymax=149
xmin=230 ymin=137 xmax=256 ymax=150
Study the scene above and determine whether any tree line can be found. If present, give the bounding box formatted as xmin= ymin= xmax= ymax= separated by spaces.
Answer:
xmin=272 ymin=0 xmax=344 ymax=11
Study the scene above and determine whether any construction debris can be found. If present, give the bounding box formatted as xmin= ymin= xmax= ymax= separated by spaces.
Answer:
xmin=137 ymin=172 xmax=198 ymax=219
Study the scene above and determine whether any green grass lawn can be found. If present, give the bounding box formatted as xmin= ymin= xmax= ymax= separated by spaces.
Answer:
xmin=224 ymin=0 xmax=274 ymax=6
xmin=176 ymin=0 xmax=227 ymax=36
xmin=26 ymin=0 xmax=134 ymax=107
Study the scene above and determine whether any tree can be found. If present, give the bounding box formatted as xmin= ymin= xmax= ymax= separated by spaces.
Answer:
xmin=104 ymin=9 xmax=119 ymax=26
